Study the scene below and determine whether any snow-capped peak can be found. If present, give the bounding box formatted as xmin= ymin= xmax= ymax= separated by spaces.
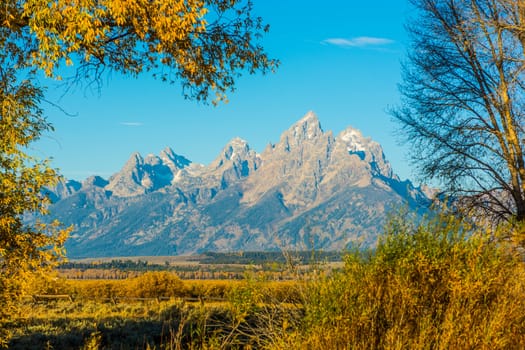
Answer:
xmin=337 ymin=126 xmax=394 ymax=179
xmin=229 ymin=137 xmax=249 ymax=148
xmin=339 ymin=128 xmax=366 ymax=152
xmin=222 ymin=137 xmax=250 ymax=160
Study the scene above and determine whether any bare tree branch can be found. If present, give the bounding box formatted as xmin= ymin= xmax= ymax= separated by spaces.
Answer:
xmin=393 ymin=0 xmax=525 ymax=223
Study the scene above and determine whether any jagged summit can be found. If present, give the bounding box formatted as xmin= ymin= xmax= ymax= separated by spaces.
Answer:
xmin=208 ymin=137 xmax=261 ymax=188
xmin=283 ymin=111 xmax=324 ymax=146
xmin=130 ymin=152 xmax=143 ymax=163
xmin=335 ymin=127 xmax=393 ymax=179
xmin=144 ymin=153 xmax=161 ymax=166
xmin=160 ymin=147 xmax=191 ymax=170
xmin=298 ymin=110 xmax=319 ymax=124
xmin=338 ymin=127 xmax=367 ymax=152
xmin=210 ymin=137 xmax=254 ymax=167
xmin=83 ymin=175 xmax=109 ymax=188
xmin=229 ymin=137 xmax=249 ymax=145
xmin=47 ymin=178 xmax=81 ymax=202
xmin=220 ymin=137 xmax=252 ymax=161
xmin=45 ymin=111 xmax=430 ymax=258
xmin=105 ymin=147 xmax=191 ymax=197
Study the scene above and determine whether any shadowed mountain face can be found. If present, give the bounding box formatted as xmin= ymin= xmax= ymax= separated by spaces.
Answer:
xmin=45 ymin=112 xmax=430 ymax=258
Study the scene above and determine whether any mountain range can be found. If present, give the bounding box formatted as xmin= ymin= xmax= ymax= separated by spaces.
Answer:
xmin=45 ymin=111 xmax=430 ymax=258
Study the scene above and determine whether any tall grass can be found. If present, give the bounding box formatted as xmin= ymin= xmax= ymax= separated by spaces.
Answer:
xmin=277 ymin=212 xmax=525 ymax=349
xmin=5 ymin=212 xmax=525 ymax=349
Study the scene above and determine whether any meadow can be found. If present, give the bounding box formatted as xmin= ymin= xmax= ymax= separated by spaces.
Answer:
xmin=4 ymin=212 xmax=525 ymax=349
xmin=6 ymin=273 xmax=302 ymax=349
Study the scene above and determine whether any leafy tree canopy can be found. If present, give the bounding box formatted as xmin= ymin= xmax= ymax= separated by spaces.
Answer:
xmin=2 ymin=0 xmax=277 ymax=102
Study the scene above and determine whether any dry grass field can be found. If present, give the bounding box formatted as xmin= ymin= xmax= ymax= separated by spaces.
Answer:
xmin=3 ymin=213 xmax=525 ymax=349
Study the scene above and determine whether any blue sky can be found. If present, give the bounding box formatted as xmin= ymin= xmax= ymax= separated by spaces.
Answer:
xmin=35 ymin=0 xmax=416 ymax=182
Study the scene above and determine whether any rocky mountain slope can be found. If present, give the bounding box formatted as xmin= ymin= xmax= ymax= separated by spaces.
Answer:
xmin=45 ymin=112 xmax=430 ymax=258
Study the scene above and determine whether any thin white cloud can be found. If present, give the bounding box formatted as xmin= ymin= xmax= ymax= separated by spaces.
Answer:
xmin=323 ymin=36 xmax=394 ymax=48
xmin=120 ymin=122 xmax=143 ymax=127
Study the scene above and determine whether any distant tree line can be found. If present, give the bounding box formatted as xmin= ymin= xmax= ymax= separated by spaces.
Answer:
xmin=59 ymin=259 xmax=159 ymax=271
xmin=58 ymin=251 xmax=343 ymax=271
xmin=192 ymin=251 xmax=343 ymax=265
xmin=56 ymin=251 xmax=344 ymax=280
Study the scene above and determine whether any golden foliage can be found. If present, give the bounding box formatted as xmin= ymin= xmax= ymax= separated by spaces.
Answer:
xmin=279 ymin=213 xmax=525 ymax=349
xmin=3 ymin=0 xmax=277 ymax=103
xmin=0 ymin=63 xmax=70 ymax=326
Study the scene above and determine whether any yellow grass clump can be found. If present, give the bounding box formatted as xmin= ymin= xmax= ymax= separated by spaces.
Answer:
xmin=277 ymin=212 xmax=525 ymax=349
